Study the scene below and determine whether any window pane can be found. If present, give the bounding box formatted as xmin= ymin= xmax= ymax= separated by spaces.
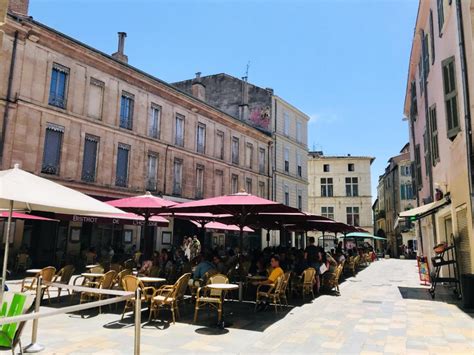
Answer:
xmin=42 ymin=127 xmax=63 ymax=175
xmin=82 ymin=136 xmax=98 ymax=182
xmin=115 ymin=145 xmax=129 ymax=187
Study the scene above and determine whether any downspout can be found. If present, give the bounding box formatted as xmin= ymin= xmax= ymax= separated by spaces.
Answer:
xmin=455 ymin=0 xmax=474 ymax=221
xmin=410 ymin=110 xmax=423 ymax=254
xmin=163 ymin=144 xmax=170 ymax=194
xmin=0 ymin=31 xmax=19 ymax=166
xmin=272 ymin=97 xmax=277 ymax=201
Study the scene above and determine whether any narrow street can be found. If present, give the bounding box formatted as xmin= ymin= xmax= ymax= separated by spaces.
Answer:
xmin=18 ymin=259 xmax=473 ymax=354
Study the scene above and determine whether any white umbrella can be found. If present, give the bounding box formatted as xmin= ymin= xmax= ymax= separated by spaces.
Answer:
xmin=0 ymin=164 xmax=125 ymax=301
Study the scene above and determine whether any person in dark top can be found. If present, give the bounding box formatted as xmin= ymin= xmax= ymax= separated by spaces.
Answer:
xmin=304 ymin=237 xmax=319 ymax=268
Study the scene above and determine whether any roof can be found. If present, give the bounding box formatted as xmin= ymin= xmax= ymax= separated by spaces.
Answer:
xmin=308 ymin=152 xmax=375 ymax=164
xmin=6 ymin=13 xmax=271 ymax=139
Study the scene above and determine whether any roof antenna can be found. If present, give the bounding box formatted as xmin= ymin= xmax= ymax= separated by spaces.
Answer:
xmin=243 ymin=61 xmax=250 ymax=82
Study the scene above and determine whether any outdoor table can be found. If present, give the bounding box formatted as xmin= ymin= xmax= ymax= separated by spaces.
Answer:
xmin=85 ymin=264 xmax=100 ymax=269
xmin=138 ymin=277 xmax=166 ymax=283
xmin=81 ymin=272 xmax=104 ymax=281
xmin=26 ymin=269 xmax=42 ymax=274
xmin=206 ymin=283 xmax=239 ymax=328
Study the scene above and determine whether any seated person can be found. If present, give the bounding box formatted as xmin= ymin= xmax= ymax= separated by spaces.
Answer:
xmin=192 ymin=253 xmax=215 ymax=280
xmin=254 ymin=255 xmax=284 ymax=310
xmin=213 ymin=255 xmax=227 ymax=274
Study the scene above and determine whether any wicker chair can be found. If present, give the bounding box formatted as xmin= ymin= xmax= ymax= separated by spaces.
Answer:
xmin=114 ymin=269 xmax=132 ymax=290
xmin=322 ymin=264 xmax=344 ymax=293
xmin=21 ymin=266 xmax=56 ymax=303
xmin=53 ymin=265 xmax=75 ymax=299
xmin=189 ymin=269 xmax=217 ymax=301
xmin=297 ymin=267 xmax=316 ymax=299
xmin=193 ymin=274 xmax=229 ymax=323
xmin=110 ymin=263 xmax=122 ymax=273
xmin=148 ymin=273 xmax=191 ymax=324
xmin=80 ymin=270 xmax=117 ymax=313
xmin=255 ymin=275 xmax=285 ymax=313
xmin=90 ymin=265 xmax=104 ymax=274
xmin=120 ymin=275 xmax=155 ymax=320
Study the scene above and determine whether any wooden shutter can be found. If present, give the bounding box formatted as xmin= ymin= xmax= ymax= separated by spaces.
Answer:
xmin=456 ymin=208 xmax=472 ymax=274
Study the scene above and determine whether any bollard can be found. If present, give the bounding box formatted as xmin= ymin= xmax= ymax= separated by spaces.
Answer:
xmin=134 ymin=288 xmax=141 ymax=355
xmin=24 ymin=275 xmax=45 ymax=353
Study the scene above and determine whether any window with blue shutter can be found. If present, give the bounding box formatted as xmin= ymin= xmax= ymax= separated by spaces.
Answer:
xmin=119 ymin=92 xmax=134 ymax=130
xmin=115 ymin=143 xmax=130 ymax=187
xmin=430 ymin=10 xmax=436 ymax=64
xmin=81 ymin=135 xmax=99 ymax=182
xmin=41 ymin=123 xmax=64 ymax=175
xmin=48 ymin=64 xmax=69 ymax=109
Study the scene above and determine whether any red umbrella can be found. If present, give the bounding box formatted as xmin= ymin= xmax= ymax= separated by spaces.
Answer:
xmin=107 ymin=192 xmax=176 ymax=259
xmin=170 ymin=192 xmax=299 ymax=250
xmin=0 ymin=212 xmax=57 ymax=221
xmin=190 ymin=220 xmax=254 ymax=232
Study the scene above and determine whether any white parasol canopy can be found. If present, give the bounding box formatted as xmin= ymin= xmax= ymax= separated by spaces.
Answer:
xmin=0 ymin=164 xmax=125 ymax=301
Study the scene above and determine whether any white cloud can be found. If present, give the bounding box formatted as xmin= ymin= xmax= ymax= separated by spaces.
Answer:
xmin=308 ymin=111 xmax=339 ymax=125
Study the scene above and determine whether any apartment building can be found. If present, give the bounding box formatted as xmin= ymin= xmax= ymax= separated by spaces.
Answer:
xmin=402 ymin=0 xmax=474 ymax=274
xmin=0 ymin=2 xmax=272 ymax=263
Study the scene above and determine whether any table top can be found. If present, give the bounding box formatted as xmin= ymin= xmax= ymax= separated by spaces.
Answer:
xmin=26 ymin=269 xmax=41 ymax=274
xmin=81 ymin=273 xmax=104 ymax=278
xmin=86 ymin=264 xmax=100 ymax=269
xmin=247 ymin=275 xmax=267 ymax=281
xmin=207 ymin=283 xmax=239 ymax=290
xmin=138 ymin=277 xmax=166 ymax=283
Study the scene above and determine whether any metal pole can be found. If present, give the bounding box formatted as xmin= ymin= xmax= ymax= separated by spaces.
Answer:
xmin=0 ymin=200 xmax=13 ymax=305
xmin=24 ymin=275 xmax=45 ymax=353
xmin=134 ymin=288 xmax=141 ymax=355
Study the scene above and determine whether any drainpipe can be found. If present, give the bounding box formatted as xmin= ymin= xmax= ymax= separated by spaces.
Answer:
xmin=409 ymin=111 xmax=423 ymax=255
xmin=163 ymin=144 xmax=170 ymax=194
xmin=272 ymin=97 xmax=277 ymax=202
xmin=455 ymin=0 xmax=474 ymax=221
xmin=0 ymin=31 xmax=19 ymax=166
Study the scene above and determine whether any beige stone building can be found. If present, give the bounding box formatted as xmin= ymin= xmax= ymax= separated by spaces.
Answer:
xmin=0 ymin=2 xmax=272 ymax=264
xmin=307 ymin=152 xmax=374 ymax=244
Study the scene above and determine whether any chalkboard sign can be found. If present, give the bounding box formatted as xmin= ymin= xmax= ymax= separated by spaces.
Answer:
xmin=417 ymin=256 xmax=430 ymax=285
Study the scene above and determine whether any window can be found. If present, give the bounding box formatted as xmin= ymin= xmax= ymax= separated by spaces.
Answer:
xmin=246 ymin=178 xmax=252 ymax=194
xmin=216 ymin=130 xmax=224 ymax=160
xmin=423 ymin=130 xmax=430 ymax=175
xmin=87 ymin=78 xmax=104 ymax=119
xmin=41 ymin=123 xmax=64 ymax=175
xmin=346 ymin=177 xmax=359 ymax=197
xmin=246 ymin=143 xmax=253 ymax=169
xmin=147 ymin=153 xmax=158 ymax=191
xmin=429 ymin=105 xmax=440 ymax=164
xmin=196 ymin=165 xmax=204 ymax=198
xmin=196 ymin=123 xmax=206 ymax=154
xmin=437 ymin=0 xmax=444 ymax=34
xmin=173 ymin=159 xmax=183 ymax=195
xmin=296 ymin=121 xmax=302 ymax=142
xmin=346 ymin=207 xmax=360 ymax=226
xmin=401 ymin=184 xmax=414 ymax=200
xmin=297 ymin=189 xmax=302 ymax=211
xmin=283 ymin=112 xmax=290 ymax=136
xmin=297 ymin=153 xmax=302 ymax=177
xmin=48 ymin=63 xmax=69 ymax=109
xmin=284 ymin=148 xmax=289 ymax=173
xmin=422 ymin=33 xmax=430 ymax=79
xmin=348 ymin=163 xmax=354 ymax=172
xmin=232 ymin=137 xmax=239 ymax=165
xmin=410 ymin=81 xmax=418 ymax=120
xmin=415 ymin=144 xmax=422 ymax=189
xmin=284 ymin=184 xmax=290 ymax=205
xmin=259 ymin=148 xmax=266 ymax=174
xmin=175 ymin=114 xmax=185 ymax=147
xmin=81 ymin=134 xmax=99 ymax=182
xmin=258 ymin=181 xmax=265 ymax=198
xmin=321 ymin=178 xmax=333 ymax=197
xmin=115 ymin=143 xmax=130 ymax=187
xmin=149 ymin=104 xmax=161 ymax=139
xmin=321 ymin=206 xmax=334 ymax=220
xmin=231 ymin=174 xmax=239 ymax=194
xmin=401 ymin=165 xmax=411 ymax=176
xmin=323 ymin=164 xmax=330 ymax=172
xmin=429 ymin=10 xmax=436 ymax=64
xmin=442 ymin=57 xmax=460 ymax=139
xmin=215 ymin=170 xmax=223 ymax=196
xmin=119 ymin=92 xmax=134 ymax=130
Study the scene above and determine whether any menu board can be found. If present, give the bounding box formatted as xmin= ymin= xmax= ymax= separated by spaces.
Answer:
xmin=417 ymin=256 xmax=430 ymax=285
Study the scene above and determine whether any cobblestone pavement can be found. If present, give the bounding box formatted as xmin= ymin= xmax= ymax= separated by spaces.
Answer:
xmin=8 ymin=259 xmax=474 ymax=354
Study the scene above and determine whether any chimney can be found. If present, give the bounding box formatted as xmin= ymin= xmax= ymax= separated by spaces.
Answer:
xmin=8 ymin=0 xmax=29 ymax=16
xmin=111 ymin=32 xmax=128 ymax=63
xmin=191 ymin=72 xmax=206 ymax=101
xmin=239 ymin=76 xmax=249 ymax=121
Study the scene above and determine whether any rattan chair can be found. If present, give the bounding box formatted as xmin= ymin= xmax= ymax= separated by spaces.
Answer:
xmin=120 ymin=275 xmax=155 ymax=320
xmin=193 ymin=274 xmax=229 ymax=323
xmin=322 ymin=263 xmax=344 ymax=294
xmin=148 ymin=273 xmax=191 ymax=324
xmin=80 ymin=270 xmax=117 ymax=313
xmin=90 ymin=265 xmax=104 ymax=274
xmin=114 ymin=269 xmax=132 ymax=290
xmin=255 ymin=274 xmax=286 ymax=313
xmin=53 ymin=265 xmax=75 ymax=299
xmin=298 ymin=267 xmax=316 ymax=299
xmin=21 ymin=266 xmax=56 ymax=303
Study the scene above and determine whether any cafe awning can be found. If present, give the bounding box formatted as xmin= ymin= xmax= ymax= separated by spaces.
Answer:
xmin=399 ymin=196 xmax=451 ymax=221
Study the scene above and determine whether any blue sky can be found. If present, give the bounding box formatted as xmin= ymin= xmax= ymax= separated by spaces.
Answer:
xmin=30 ymin=0 xmax=418 ymax=199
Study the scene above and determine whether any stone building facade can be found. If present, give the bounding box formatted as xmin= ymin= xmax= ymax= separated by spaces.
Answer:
xmin=373 ymin=144 xmax=416 ymax=257
xmin=307 ymin=152 xmax=374 ymax=245
xmin=173 ymin=74 xmax=309 ymax=247
xmin=403 ymin=0 xmax=474 ymax=274
xmin=0 ymin=2 xmax=272 ymax=264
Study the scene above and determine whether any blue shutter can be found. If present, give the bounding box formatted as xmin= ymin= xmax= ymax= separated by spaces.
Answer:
xmin=41 ymin=125 xmax=64 ymax=175
xmin=115 ymin=145 xmax=129 ymax=187
xmin=82 ymin=136 xmax=98 ymax=182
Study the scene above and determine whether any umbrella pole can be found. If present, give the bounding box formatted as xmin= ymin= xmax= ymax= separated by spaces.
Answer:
xmin=0 ymin=200 xmax=13 ymax=304
xmin=143 ymin=212 xmax=152 ymax=260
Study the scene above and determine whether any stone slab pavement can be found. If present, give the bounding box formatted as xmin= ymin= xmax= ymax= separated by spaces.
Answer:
xmin=7 ymin=259 xmax=474 ymax=354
